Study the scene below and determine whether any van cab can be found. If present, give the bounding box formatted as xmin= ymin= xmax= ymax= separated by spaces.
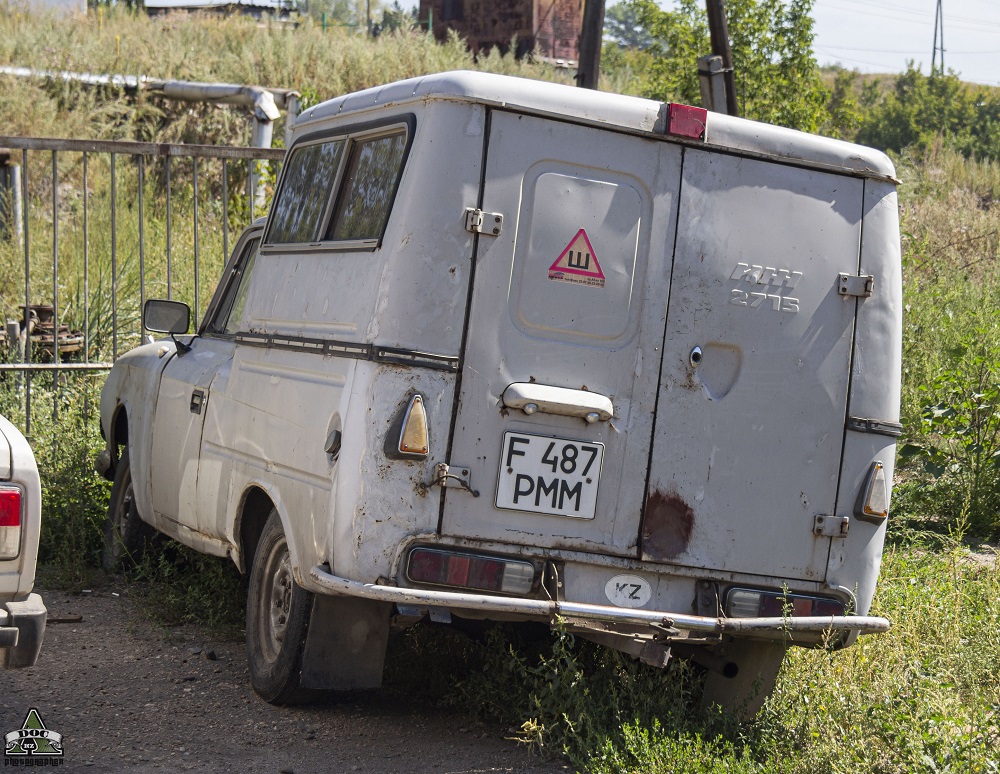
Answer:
xmin=99 ymin=71 xmax=900 ymax=714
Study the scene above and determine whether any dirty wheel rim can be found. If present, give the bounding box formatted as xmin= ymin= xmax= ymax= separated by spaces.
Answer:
xmin=109 ymin=470 xmax=135 ymax=562
xmin=257 ymin=536 xmax=293 ymax=664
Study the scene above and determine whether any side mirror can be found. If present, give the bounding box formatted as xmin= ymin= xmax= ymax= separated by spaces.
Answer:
xmin=144 ymin=299 xmax=190 ymax=335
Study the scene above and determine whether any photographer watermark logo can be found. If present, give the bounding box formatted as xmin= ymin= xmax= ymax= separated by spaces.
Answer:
xmin=4 ymin=709 xmax=63 ymax=766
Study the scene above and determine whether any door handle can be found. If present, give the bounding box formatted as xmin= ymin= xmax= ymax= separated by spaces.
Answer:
xmin=190 ymin=389 xmax=205 ymax=415
xmin=501 ymin=383 xmax=613 ymax=423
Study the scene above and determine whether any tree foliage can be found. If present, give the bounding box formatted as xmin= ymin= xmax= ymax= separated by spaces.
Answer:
xmin=855 ymin=64 xmax=1000 ymax=162
xmin=612 ymin=0 xmax=828 ymax=132
xmin=604 ymin=1 xmax=655 ymax=50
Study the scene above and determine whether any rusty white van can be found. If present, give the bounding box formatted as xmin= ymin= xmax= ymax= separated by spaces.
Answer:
xmin=98 ymin=71 xmax=900 ymax=714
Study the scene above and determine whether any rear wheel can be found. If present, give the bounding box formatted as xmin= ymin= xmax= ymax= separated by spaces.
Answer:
xmin=246 ymin=510 xmax=314 ymax=704
xmin=701 ymin=639 xmax=787 ymax=720
xmin=102 ymin=448 xmax=156 ymax=573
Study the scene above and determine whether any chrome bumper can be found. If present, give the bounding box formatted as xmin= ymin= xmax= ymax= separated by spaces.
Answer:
xmin=309 ymin=566 xmax=890 ymax=638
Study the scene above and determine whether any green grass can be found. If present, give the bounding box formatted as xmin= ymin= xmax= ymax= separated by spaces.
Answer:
xmin=386 ymin=544 xmax=1000 ymax=773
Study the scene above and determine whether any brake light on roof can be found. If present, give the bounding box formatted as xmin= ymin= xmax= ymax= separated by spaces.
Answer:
xmin=0 ymin=486 xmax=22 ymax=559
xmin=726 ymin=588 xmax=845 ymax=618
xmin=667 ymin=104 xmax=708 ymax=141
xmin=406 ymin=547 xmax=535 ymax=595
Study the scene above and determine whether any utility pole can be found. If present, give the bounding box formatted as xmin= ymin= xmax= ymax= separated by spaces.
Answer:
xmin=705 ymin=0 xmax=738 ymax=116
xmin=576 ymin=0 xmax=606 ymax=89
xmin=931 ymin=0 xmax=945 ymax=74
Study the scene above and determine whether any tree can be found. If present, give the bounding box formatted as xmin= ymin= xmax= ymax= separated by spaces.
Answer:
xmin=620 ymin=0 xmax=828 ymax=132
xmin=604 ymin=2 xmax=655 ymax=50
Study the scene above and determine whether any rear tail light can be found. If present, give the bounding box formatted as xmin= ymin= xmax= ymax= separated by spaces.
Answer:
xmin=406 ymin=547 xmax=535 ymax=595
xmin=0 ymin=486 xmax=22 ymax=559
xmin=726 ymin=588 xmax=845 ymax=618
xmin=386 ymin=393 xmax=429 ymax=459
xmin=856 ymin=461 xmax=889 ymax=523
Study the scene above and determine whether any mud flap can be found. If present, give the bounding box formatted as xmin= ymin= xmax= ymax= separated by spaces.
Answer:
xmin=299 ymin=596 xmax=392 ymax=691
xmin=700 ymin=638 xmax=787 ymax=720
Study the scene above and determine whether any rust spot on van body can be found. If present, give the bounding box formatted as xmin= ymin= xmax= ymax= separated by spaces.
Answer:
xmin=641 ymin=490 xmax=694 ymax=560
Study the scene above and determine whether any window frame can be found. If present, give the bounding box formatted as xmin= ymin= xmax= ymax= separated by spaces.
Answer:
xmin=262 ymin=115 xmax=415 ymax=253
xmin=200 ymin=224 xmax=264 ymax=338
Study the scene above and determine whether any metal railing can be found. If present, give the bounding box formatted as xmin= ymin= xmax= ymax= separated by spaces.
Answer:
xmin=0 ymin=136 xmax=284 ymax=435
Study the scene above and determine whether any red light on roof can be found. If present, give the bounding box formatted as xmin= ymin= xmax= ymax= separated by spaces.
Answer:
xmin=667 ymin=104 xmax=708 ymax=140
xmin=0 ymin=488 xmax=21 ymax=528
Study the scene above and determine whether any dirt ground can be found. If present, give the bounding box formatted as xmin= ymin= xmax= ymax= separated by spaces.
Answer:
xmin=0 ymin=588 xmax=570 ymax=773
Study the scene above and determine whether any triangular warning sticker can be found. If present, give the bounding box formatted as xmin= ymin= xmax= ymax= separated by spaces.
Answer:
xmin=548 ymin=229 xmax=605 ymax=288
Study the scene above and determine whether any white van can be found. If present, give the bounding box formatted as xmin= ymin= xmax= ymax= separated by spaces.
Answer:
xmin=98 ymin=71 xmax=900 ymax=714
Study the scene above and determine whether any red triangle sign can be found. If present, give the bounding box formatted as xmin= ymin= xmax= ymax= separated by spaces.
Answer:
xmin=548 ymin=229 xmax=605 ymax=288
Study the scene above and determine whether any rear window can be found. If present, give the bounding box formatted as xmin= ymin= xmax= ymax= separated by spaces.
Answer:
xmin=265 ymin=121 xmax=410 ymax=249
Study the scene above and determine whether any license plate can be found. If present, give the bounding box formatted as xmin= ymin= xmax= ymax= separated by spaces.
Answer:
xmin=496 ymin=432 xmax=604 ymax=519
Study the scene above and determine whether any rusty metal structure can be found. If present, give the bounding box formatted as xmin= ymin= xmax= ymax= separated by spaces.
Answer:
xmin=420 ymin=0 xmax=582 ymax=61
xmin=0 ymin=135 xmax=282 ymax=434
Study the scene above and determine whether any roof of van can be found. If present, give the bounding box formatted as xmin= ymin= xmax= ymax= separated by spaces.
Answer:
xmin=295 ymin=70 xmax=897 ymax=182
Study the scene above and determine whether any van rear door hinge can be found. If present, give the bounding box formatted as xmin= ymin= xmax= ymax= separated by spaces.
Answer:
xmin=814 ymin=514 xmax=850 ymax=538
xmin=465 ymin=208 xmax=503 ymax=236
xmin=838 ymin=273 xmax=875 ymax=298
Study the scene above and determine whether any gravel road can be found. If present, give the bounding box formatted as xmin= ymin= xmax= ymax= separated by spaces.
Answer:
xmin=0 ymin=588 xmax=569 ymax=773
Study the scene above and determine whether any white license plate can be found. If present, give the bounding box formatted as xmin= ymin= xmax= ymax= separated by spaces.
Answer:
xmin=496 ymin=432 xmax=604 ymax=519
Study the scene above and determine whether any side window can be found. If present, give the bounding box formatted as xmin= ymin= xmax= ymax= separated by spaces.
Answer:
xmin=264 ymin=121 xmax=410 ymax=249
xmin=327 ymin=131 xmax=408 ymax=242
xmin=266 ymin=140 xmax=345 ymax=243
xmin=204 ymin=237 xmax=261 ymax=336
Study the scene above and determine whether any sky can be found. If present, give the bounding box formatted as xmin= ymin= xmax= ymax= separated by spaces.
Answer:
xmin=656 ymin=0 xmax=1000 ymax=87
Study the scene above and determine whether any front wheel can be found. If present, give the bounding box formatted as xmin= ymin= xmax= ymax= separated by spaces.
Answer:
xmin=102 ymin=448 xmax=156 ymax=573
xmin=246 ymin=510 xmax=314 ymax=704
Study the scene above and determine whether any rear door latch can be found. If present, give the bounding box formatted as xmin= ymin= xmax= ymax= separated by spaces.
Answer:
xmin=814 ymin=514 xmax=849 ymax=537
xmin=465 ymin=208 xmax=503 ymax=236
xmin=838 ymin=273 xmax=875 ymax=298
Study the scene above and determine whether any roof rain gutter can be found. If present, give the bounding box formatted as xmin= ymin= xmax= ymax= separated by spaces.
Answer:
xmin=0 ymin=66 xmax=300 ymax=148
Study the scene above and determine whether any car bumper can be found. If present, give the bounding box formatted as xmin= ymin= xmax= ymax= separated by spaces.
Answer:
xmin=1 ymin=593 xmax=47 ymax=668
xmin=308 ymin=565 xmax=890 ymax=641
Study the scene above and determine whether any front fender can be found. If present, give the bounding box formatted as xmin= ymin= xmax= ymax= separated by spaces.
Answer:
xmin=98 ymin=339 xmax=178 ymax=520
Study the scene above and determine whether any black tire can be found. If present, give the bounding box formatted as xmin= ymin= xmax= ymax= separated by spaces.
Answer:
xmin=701 ymin=638 xmax=787 ymax=720
xmin=102 ymin=448 xmax=156 ymax=573
xmin=246 ymin=510 xmax=314 ymax=705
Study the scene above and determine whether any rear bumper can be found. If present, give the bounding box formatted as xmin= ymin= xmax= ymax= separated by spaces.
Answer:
xmin=309 ymin=565 xmax=890 ymax=640
xmin=0 ymin=592 xmax=47 ymax=668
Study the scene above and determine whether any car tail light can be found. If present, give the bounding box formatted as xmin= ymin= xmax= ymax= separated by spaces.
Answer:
xmin=856 ymin=461 xmax=889 ymax=523
xmin=386 ymin=394 xmax=429 ymax=459
xmin=0 ymin=486 xmax=22 ymax=559
xmin=406 ymin=547 xmax=535 ymax=595
xmin=726 ymin=588 xmax=845 ymax=618
xmin=667 ymin=104 xmax=708 ymax=140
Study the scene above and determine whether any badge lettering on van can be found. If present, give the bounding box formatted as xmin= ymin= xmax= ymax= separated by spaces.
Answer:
xmin=548 ymin=229 xmax=606 ymax=288
xmin=728 ymin=262 xmax=801 ymax=313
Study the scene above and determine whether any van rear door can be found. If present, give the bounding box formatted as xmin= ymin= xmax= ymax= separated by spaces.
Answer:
xmin=440 ymin=110 xmax=682 ymax=556
xmin=643 ymin=150 xmax=863 ymax=582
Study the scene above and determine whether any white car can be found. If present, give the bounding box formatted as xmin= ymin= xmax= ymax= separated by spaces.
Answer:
xmin=0 ymin=414 xmax=46 ymax=669
xmin=98 ymin=72 xmax=900 ymax=715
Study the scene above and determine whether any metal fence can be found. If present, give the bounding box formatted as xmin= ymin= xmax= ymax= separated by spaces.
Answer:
xmin=0 ymin=136 xmax=284 ymax=435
